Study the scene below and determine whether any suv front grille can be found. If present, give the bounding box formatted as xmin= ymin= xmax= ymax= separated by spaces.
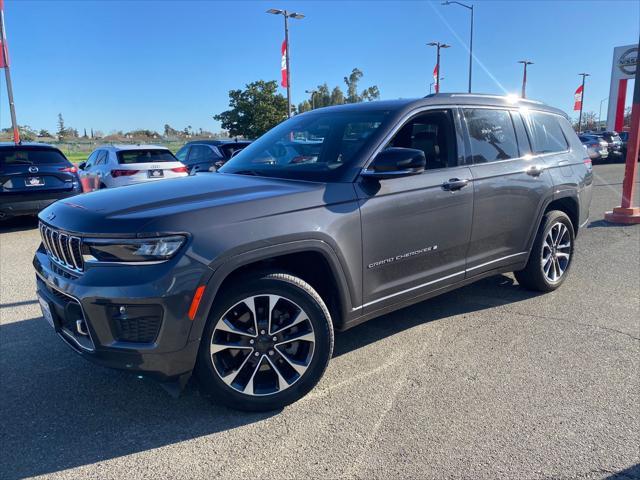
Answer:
xmin=39 ymin=222 xmax=84 ymax=272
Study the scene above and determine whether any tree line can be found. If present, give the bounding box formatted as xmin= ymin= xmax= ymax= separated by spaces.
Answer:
xmin=215 ymin=68 xmax=379 ymax=138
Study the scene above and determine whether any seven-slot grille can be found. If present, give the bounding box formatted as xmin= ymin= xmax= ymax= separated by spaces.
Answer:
xmin=39 ymin=222 xmax=84 ymax=272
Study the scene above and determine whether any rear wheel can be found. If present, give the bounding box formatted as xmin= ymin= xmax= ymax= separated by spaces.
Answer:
xmin=515 ymin=210 xmax=575 ymax=292
xmin=196 ymin=272 xmax=333 ymax=411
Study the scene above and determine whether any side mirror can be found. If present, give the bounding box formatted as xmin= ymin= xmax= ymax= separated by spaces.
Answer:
xmin=361 ymin=147 xmax=426 ymax=180
xmin=78 ymin=162 xmax=86 ymax=170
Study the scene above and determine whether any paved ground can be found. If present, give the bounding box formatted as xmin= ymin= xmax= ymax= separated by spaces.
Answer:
xmin=1 ymin=164 xmax=638 ymax=480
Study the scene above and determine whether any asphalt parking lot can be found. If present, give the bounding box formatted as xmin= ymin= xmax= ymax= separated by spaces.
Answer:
xmin=1 ymin=163 xmax=638 ymax=480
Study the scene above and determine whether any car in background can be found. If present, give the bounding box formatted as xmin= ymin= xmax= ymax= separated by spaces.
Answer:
xmin=0 ymin=143 xmax=81 ymax=220
xmin=78 ymin=145 xmax=188 ymax=189
xmin=579 ymin=135 xmax=608 ymax=162
xmin=599 ymin=131 xmax=623 ymax=158
xmin=175 ymin=140 xmax=252 ymax=174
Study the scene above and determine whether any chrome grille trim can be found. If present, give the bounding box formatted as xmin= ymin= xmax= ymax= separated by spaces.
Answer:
xmin=39 ymin=223 xmax=84 ymax=272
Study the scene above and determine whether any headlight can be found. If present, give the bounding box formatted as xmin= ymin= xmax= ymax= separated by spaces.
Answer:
xmin=83 ymin=235 xmax=186 ymax=263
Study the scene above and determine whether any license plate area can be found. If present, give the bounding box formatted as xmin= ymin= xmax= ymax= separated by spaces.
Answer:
xmin=148 ymin=169 xmax=164 ymax=178
xmin=38 ymin=294 xmax=55 ymax=328
xmin=26 ymin=176 xmax=44 ymax=187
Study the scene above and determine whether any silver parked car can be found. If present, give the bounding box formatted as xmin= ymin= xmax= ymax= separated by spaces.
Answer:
xmin=78 ymin=145 xmax=188 ymax=189
xmin=579 ymin=135 xmax=609 ymax=162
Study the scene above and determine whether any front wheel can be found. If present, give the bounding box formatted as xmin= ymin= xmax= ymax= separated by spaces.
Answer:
xmin=196 ymin=272 xmax=334 ymax=412
xmin=515 ymin=210 xmax=575 ymax=292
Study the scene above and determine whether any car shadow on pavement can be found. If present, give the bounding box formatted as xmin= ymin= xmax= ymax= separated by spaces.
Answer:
xmin=0 ymin=215 xmax=39 ymax=233
xmin=605 ymin=464 xmax=640 ymax=479
xmin=333 ymin=274 xmax=541 ymax=357
xmin=1 ymin=274 xmax=537 ymax=479
xmin=0 ymin=316 xmax=278 ymax=479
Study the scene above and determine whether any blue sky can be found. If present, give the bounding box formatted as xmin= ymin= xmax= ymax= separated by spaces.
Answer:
xmin=0 ymin=0 xmax=638 ymax=134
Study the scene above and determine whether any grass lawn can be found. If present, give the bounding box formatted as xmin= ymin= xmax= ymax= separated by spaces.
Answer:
xmin=64 ymin=151 xmax=90 ymax=164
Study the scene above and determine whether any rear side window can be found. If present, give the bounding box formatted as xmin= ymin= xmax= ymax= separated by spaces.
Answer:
xmin=463 ymin=108 xmax=519 ymax=163
xmin=528 ymin=112 xmax=568 ymax=154
xmin=187 ymin=145 xmax=220 ymax=164
xmin=117 ymin=149 xmax=177 ymax=164
xmin=0 ymin=148 xmax=69 ymax=166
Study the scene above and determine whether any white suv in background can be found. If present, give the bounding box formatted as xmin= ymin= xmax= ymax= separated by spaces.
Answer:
xmin=78 ymin=145 xmax=188 ymax=189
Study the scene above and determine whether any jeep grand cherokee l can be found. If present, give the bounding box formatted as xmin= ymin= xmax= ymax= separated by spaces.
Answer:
xmin=33 ymin=94 xmax=592 ymax=411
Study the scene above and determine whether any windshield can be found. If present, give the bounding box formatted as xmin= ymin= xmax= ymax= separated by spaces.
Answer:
xmin=218 ymin=110 xmax=390 ymax=182
xmin=117 ymin=149 xmax=177 ymax=164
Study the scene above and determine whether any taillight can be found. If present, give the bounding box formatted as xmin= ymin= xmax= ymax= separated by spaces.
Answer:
xmin=171 ymin=166 xmax=188 ymax=173
xmin=111 ymin=169 xmax=139 ymax=177
xmin=59 ymin=166 xmax=78 ymax=173
xmin=583 ymin=157 xmax=592 ymax=170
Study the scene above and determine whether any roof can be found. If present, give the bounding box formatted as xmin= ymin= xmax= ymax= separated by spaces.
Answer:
xmin=0 ymin=142 xmax=58 ymax=149
xmin=302 ymin=93 xmax=567 ymax=117
xmin=100 ymin=144 xmax=171 ymax=151
xmin=183 ymin=139 xmax=252 ymax=146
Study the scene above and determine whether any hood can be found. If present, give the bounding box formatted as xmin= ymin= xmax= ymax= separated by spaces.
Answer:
xmin=40 ymin=173 xmax=334 ymax=235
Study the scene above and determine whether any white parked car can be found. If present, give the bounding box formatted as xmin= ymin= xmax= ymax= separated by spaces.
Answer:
xmin=78 ymin=145 xmax=188 ymax=189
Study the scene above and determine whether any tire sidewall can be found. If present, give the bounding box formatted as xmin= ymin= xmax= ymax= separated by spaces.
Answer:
xmin=535 ymin=211 xmax=575 ymax=289
xmin=196 ymin=274 xmax=333 ymax=411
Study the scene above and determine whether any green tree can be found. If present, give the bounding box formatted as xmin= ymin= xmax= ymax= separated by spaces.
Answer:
xmin=38 ymin=129 xmax=52 ymax=138
xmin=214 ymin=80 xmax=288 ymax=138
xmin=57 ymin=113 xmax=66 ymax=137
xmin=344 ymin=68 xmax=380 ymax=103
xmin=330 ymin=86 xmax=345 ymax=105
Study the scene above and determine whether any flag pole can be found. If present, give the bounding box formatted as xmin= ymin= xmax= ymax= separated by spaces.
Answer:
xmin=577 ymin=73 xmax=590 ymax=134
xmin=0 ymin=0 xmax=19 ymax=144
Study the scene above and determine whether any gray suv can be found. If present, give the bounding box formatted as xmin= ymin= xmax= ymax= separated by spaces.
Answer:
xmin=33 ymin=94 xmax=593 ymax=411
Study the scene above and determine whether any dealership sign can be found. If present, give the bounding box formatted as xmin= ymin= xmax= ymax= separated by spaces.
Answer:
xmin=607 ymin=44 xmax=638 ymax=131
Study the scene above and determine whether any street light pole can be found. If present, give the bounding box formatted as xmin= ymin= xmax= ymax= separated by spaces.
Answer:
xmin=442 ymin=1 xmax=473 ymax=93
xmin=267 ymin=8 xmax=305 ymax=118
xmin=0 ymin=2 xmax=20 ymax=144
xmin=577 ymin=72 xmax=590 ymax=133
xmin=598 ymin=97 xmax=608 ymax=129
xmin=427 ymin=41 xmax=450 ymax=94
xmin=518 ymin=60 xmax=533 ymax=98
xmin=305 ymin=89 xmax=317 ymax=110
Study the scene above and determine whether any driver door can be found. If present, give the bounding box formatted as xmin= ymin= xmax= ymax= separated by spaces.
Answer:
xmin=356 ymin=109 xmax=473 ymax=314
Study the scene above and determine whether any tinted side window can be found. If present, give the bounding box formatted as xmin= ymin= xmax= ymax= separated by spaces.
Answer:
xmin=511 ymin=111 xmax=532 ymax=156
xmin=388 ymin=109 xmax=456 ymax=170
xmin=463 ymin=108 xmax=519 ymax=163
xmin=528 ymin=112 xmax=568 ymax=154
xmin=175 ymin=146 xmax=189 ymax=162
xmin=188 ymin=145 xmax=216 ymax=163
xmin=85 ymin=150 xmax=99 ymax=168
xmin=95 ymin=151 xmax=108 ymax=165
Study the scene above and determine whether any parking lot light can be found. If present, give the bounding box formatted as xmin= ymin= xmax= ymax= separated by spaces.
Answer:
xmin=267 ymin=8 xmax=305 ymax=118
xmin=518 ymin=60 xmax=534 ymax=98
xmin=442 ymin=1 xmax=474 ymax=93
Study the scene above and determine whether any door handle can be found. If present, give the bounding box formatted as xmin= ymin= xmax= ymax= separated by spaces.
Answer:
xmin=442 ymin=178 xmax=469 ymax=191
xmin=526 ymin=165 xmax=545 ymax=177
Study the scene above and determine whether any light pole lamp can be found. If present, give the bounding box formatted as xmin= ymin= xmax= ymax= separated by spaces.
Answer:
xmin=305 ymin=89 xmax=317 ymax=110
xmin=427 ymin=41 xmax=450 ymax=94
xmin=266 ymin=8 xmax=305 ymax=118
xmin=442 ymin=1 xmax=474 ymax=93
xmin=577 ymin=72 xmax=590 ymax=133
xmin=518 ymin=60 xmax=533 ymax=98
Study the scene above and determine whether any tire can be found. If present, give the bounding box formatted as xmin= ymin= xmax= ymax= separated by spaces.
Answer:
xmin=515 ymin=210 xmax=575 ymax=292
xmin=196 ymin=272 xmax=334 ymax=412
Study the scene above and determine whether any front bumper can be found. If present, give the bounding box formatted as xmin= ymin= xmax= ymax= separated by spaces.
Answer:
xmin=33 ymin=245 xmax=212 ymax=382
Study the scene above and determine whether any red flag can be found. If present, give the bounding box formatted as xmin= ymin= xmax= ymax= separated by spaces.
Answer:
xmin=433 ymin=64 xmax=439 ymax=93
xmin=573 ymin=85 xmax=583 ymax=111
xmin=280 ymin=40 xmax=288 ymax=88
xmin=0 ymin=40 xmax=8 ymax=68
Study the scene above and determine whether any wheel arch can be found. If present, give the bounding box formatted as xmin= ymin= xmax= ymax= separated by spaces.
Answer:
xmin=523 ymin=193 xmax=580 ymax=265
xmin=189 ymin=240 xmax=356 ymax=343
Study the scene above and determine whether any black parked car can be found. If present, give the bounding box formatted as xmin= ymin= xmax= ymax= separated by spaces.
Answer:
xmin=0 ymin=143 xmax=81 ymax=220
xmin=175 ymin=140 xmax=252 ymax=173
xmin=34 ymin=94 xmax=592 ymax=411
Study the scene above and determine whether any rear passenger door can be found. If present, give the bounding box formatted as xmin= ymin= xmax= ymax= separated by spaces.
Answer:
xmin=462 ymin=107 xmax=555 ymax=275
xmin=187 ymin=145 xmax=220 ymax=172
